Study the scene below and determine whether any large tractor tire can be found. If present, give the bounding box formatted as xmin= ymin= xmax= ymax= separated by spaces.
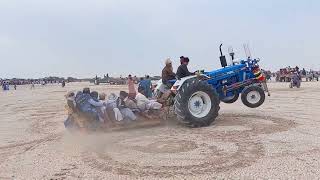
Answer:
xmin=241 ymin=86 xmax=265 ymax=108
xmin=174 ymin=79 xmax=220 ymax=127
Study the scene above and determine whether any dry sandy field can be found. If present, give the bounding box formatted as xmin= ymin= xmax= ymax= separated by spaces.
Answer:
xmin=1 ymin=81 xmax=320 ymax=179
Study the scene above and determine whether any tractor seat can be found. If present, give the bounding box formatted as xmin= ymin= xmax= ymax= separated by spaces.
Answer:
xmin=168 ymin=79 xmax=177 ymax=84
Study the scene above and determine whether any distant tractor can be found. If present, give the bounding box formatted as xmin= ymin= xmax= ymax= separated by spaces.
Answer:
xmin=155 ymin=44 xmax=270 ymax=127
xmin=276 ymin=68 xmax=296 ymax=82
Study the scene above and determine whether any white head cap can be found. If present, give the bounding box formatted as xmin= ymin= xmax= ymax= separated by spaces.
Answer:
xmin=165 ymin=58 xmax=172 ymax=65
xmin=108 ymin=93 xmax=118 ymax=101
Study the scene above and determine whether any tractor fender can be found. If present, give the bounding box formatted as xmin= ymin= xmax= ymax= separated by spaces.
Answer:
xmin=171 ymin=74 xmax=210 ymax=91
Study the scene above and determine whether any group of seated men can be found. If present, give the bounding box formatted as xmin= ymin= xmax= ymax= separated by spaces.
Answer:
xmin=64 ymin=86 xmax=163 ymax=131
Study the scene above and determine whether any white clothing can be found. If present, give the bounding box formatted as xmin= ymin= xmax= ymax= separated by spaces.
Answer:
xmin=135 ymin=93 xmax=162 ymax=111
xmin=113 ymin=108 xmax=123 ymax=121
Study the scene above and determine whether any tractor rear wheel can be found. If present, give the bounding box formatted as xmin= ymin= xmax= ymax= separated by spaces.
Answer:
xmin=241 ymin=86 xmax=265 ymax=108
xmin=174 ymin=79 xmax=220 ymax=127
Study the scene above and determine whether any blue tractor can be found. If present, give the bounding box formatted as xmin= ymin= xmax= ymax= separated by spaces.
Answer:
xmin=155 ymin=44 xmax=270 ymax=127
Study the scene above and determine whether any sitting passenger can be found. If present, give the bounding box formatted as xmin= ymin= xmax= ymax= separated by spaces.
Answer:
xmin=64 ymin=92 xmax=79 ymax=130
xmin=111 ymin=90 xmax=138 ymax=112
xmin=65 ymin=92 xmax=76 ymax=113
xmin=106 ymin=92 xmax=137 ymax=121
xmin=118 ymin=91 xmax=137 ymax=121
xmin=159 ymin=58 xmax=176 ymax=103
xmin=90 ymin=91 xmax=99 ymax=102
xmin=161 ymin=58 xmax=176 ymax=88
xmin=90 ymin=91 xmax=110 ymax=124
xmin=136 ymin=87 xmax=162 ymax=111
xmin=106 ymin=93 xmax=124 ymax=121
xmin=75 ymin=88 xmax=106 ymax=130
xmin=99 ymin=93 xmax=113 ymax=124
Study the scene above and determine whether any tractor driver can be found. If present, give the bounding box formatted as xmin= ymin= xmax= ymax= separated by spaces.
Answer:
xmin=176 ymin=57 xmax=194 ymax=79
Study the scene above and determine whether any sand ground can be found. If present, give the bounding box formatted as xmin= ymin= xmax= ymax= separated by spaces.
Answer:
xmin=1 ymin=81 xmax=320 ymax=179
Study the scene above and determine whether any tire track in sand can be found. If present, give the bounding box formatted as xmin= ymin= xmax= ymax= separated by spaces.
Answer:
xmin=81 ymin=113 xmax=298 ymax=178
xmin=0 ymin=134 xmax=62 ymax=163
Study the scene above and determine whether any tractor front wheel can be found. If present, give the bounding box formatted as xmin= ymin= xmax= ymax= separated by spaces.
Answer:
xmin=241 ymin=86 xmax=265 ymax=108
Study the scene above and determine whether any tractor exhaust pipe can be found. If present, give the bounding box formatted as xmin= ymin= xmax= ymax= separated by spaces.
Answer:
xmin=219 ymin=44 xmax=227 ymax=67
xmin=219 ymin=44 xmax=223 ymax=56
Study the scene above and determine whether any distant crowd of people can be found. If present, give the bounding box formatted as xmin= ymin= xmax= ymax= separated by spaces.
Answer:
xmin=1 ymin=80 xmax=68 ymax=91
xmin=276 ymin=66 xmax=320 ymax=81
xmin=278 ymin=66 xmax=320 ymax=76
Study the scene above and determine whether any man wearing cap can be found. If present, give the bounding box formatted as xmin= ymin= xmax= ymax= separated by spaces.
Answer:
xmin=158 ymin=58 xmax=176 ymax=103
xmin=176 ymin=57 xmax=194 ymax=79
xmin=161 ymin=58 xmax=176 ymax=87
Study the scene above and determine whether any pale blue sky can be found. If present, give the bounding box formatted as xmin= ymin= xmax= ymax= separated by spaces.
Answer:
xmin=0 ymin=0 xmax=319 ymax=78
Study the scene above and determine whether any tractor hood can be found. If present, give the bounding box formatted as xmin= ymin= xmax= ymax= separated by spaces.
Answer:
xmin=204 ymin=64 xmax=246 ymax=78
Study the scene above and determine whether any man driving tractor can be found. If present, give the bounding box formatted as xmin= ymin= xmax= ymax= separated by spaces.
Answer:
xmin=176 ymin=56 xmax=194 ymax=79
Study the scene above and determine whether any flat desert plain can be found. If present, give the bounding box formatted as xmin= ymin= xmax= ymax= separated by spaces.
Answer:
xmin=1 ymin=82 xmax=320 ymax=179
